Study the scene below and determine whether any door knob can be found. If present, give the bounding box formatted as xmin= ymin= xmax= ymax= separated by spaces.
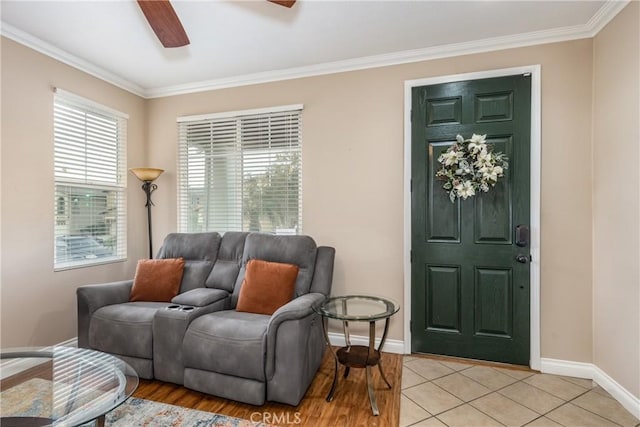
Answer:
xmin=515 ymin=254 xmax=529 ymax=263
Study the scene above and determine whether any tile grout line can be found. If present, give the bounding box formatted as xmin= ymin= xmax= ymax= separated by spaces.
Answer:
xmin=474 ymin=371 xmax=624 ymax=427
xmin=407 ymin=363 xmax=511 ymax=427
xmin=451 ymin=373 xmax=534 ymax=427
xmin=402 ymin=358 xmax=635 ymax=427
xmin=466 ymin=371 xmax=596 ymax=427
xmin=510 ymin=376 xmax=604 ymax=425
xmin=400 ymin=364 xmax=433 ymax=426
xmin=561 ymin=388 xmax=627 ymax=427
xmin=403 ymin=359 xmax=534 ymax=425
xmin=495 ymin=376 xmax=579 ymax=426
xmin=432 ymin=364 xmax=570 ymax=427
xmin=403 ymin=360 xmax=537 ymax=426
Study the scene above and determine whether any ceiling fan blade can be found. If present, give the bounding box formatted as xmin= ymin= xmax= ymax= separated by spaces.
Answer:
xmin=137 ymin=0 xmax=190 ymax=48
xmin=268 ymin=0 xmax=296 ymax=8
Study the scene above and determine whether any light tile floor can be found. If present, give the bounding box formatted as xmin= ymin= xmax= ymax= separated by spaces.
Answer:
xmin=400 ymin=355 xmax=640 ymax=427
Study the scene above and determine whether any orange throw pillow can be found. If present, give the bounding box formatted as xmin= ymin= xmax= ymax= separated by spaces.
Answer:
xmin=130 ymin=258 xmax=185 ymax=302
xmin=236 ymin=259 xmax=299 ymax=315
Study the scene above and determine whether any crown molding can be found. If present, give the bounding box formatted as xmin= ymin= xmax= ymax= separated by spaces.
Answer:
xmin=0 ymin=22 xmax=146 ymax=97
xmin=146 ymin=24 xmax=594 ymax=98
xmin=144 ymin=1 xmax=631 ymax=98
xmin=586 ymin=0 xmax=631 ymax=36
xmin=1 ymin=1 xmax=630 ymax=99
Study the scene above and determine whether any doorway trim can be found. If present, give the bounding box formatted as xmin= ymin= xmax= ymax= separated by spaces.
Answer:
xmin=403 ymin=65 xmax=541 ymax=370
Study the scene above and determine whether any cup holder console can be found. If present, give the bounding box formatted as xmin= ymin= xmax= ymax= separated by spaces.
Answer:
xmin=165 ymin=304 xmax=196 ymax=312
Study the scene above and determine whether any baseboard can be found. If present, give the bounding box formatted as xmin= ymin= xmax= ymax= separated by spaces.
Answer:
xmin=541 ymin=357 xmax=640 ymax=419
xmin=540 ymin=357 xmax=594 ymax=379
xmin=327 ymin=332 xmax=405 ymax=354
xmin=593 ymin=365 xmax=640 ymax=420
xmin=59 ymin=337 xmax=79 ymax=347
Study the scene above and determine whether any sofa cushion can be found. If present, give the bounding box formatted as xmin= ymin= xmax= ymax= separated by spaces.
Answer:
xmin=183 ymin=310 xmax=270 ymax=381
xmin=130 ymin=258 xmax=185 ymax=302
xmin=232 ymin=234 xmax=317 ymax=307
xmin=171 ymin=288 xmax=228 ymax=307
xmin=180 ymin=260 xmax=214 ymax=293
xmin=156 ymin=232 xmax=221 ymax=261
xmin=236 ymin=259 xmax=298 ymax=315
xmin=206 ymin=232 xmax=248 ymax=292
xmin=89 ymin=302 xmax=169 ymax=359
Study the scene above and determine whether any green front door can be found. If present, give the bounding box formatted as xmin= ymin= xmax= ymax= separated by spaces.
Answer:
xmin=411 ymin=74 xmax=532 ymax=365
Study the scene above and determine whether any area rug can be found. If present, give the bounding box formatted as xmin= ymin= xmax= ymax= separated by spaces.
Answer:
xmin=106 ymin=398 xmax=270 ymax=426
xmin=1 ymin=379 xmax=268 ymax=426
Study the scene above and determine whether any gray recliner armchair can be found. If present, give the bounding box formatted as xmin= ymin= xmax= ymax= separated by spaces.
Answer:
xmin=181 ymin=233 xmax=335 ymax=406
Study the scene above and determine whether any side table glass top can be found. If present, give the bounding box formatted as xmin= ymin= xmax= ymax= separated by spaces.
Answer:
xmin=0 ymin=346 xmax=138 ymax=426
xmin=314 ymin=295 xmax=399 ymax=321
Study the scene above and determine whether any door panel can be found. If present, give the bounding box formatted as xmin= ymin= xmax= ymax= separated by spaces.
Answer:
xmin=475 ymin=91 xmax=514 ymax=122
xmin=411 ymin=74 xmax=531 ymax=365
xmin=474 ymin=136 xmax=513 ymax=244
xmin=427 ymin=97 xmax=462 ymax=126
xmin=427 ymin=142 xmax=461 ymax=242
xmin=474 ymin=267 xmax=513 ymax=338
xmin=425 ymin=265 xmax=462 ymax=333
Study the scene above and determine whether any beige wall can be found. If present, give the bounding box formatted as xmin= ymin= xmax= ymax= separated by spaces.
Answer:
xmin=593 ymin=2 xmax=640 ymax=399
xmin=147 ymin=39 xmax=595 ymax=362
xmin=0 ymin=38 xmax=148 ymax=347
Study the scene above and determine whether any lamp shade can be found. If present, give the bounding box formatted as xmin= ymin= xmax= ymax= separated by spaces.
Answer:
xmin=130 ymin=167 xmax=164 ymax=182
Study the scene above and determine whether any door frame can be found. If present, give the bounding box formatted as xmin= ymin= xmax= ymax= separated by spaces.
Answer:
xmin=403 ymin=65 xmax=541 ymax=370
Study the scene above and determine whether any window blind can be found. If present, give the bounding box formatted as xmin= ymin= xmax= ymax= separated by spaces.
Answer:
xmin=54 ymin=89 xmax=127 ymax=269
xmin=177 ymin=106 xmax=302 ymax=234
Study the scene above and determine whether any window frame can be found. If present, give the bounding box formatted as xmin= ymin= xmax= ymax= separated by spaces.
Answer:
xmin=53 ymin=88 xmax=128 ymax=270
xmin=177 ymin=104 xmax=303 ymax=235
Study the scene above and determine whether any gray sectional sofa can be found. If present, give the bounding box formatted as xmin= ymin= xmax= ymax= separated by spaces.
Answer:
xmin=76 ymin=231 xmax=335 ymax=406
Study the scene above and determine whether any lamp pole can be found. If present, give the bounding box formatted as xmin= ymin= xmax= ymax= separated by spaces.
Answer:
xmin=129 ymin=168 xmax=164 ymax=259
xmin=141 ymin=180 xmax=158 ymax=259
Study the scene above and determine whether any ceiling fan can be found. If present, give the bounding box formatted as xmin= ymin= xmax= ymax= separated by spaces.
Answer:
xmin=137 ymin=0 xmax=296 ymax=48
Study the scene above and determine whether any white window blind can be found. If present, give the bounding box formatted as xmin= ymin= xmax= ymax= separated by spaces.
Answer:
xmin=54 ymin=89 xmax=127 ymax=269
xmin=177 ymin=105 xmax=302 ymax=234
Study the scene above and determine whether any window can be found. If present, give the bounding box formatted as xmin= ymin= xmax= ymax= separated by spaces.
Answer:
xmin=54 ymin=89 xmax=127 ymax=269
xmin=177 ymin=105 xmax=302 ymax=234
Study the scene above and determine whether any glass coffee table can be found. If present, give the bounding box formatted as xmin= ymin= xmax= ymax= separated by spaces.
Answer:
xmin=313 ymin=295 xmax=399 ymax=416
xmin=0 ymin=346 xmax=138 ymax=426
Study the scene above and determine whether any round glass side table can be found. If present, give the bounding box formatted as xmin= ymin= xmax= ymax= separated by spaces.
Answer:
xmin=0 ymin=346 xmax=138 ymax=427
xmin=313 ymin=295 xmax=399 ymax=416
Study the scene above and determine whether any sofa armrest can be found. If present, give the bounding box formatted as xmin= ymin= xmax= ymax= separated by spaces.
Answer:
xmin=76 ymin=280 xmax=133 ymax=348
xmin=268 ymin=293 xmax=326 ymax=329
xmin=309 ymin=246 xmax=335 ymax=295
xmin=265 ymin=293 xmax=326 ymax=378
xmin=171 ymin=288 xmax=228 ymax=307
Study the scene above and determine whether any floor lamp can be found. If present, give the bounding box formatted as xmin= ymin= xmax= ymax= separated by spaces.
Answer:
xmin=130 ymin=167 xmax=164 ymax=259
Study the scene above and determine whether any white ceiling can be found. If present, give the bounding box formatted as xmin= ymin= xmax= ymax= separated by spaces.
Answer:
xmin=0 ymin=1 xmax=626 ymax=98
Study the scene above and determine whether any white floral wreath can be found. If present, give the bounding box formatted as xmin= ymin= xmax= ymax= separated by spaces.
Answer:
xmin=436 ymin=134 xmax=509 ymax=203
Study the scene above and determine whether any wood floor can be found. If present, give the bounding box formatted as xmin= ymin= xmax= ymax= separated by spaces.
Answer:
xmin=134 ymin=349 xmax=402 ymax=427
